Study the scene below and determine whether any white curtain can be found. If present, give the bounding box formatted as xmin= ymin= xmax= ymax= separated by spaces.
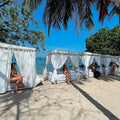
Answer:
xmin=70 ymin=55 xmax=80 ymax=79
xmin=117 ymin=57 xmax=120 ymax=65
xmin=102 ymin=57 xmax=111 ymax=75
xmin=64 ymin=56 xmax=70 ymax=65
xmin=14 ymin=50 xmax=29 ymax=85
xmin=81 ymin=55 xmax=94 ymax=78
xmin=28 ymin=51 xmax=41 ymax=87
xmin=43 ymin=55 xmax=51 ymax=78
xmin=23 ymin=51 xmax=40 ymax=87
xmin=14 ymin=50 xmax=25 ymax=74
xmin=116 ymin=57 xmax=120 ymax=73
xmin=51 ymin=54 xmax=68 ymax=82
xmin=94 ymin=56 xmax=103 ymax=73
xmin=70 ymin=55 xmax=79 ymax=68
xmin=14 ymin=50 xmax=40 ymax=87
xmin=0 ymin=48 xmax=13 ymax=93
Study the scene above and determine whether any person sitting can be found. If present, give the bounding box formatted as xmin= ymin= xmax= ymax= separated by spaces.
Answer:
xmin=90 ymin=63 xmax=103 ymax=80
xmin=110 ymin=62 xmax=119 ymax=75
xmin=60 ymin=64 xmax=70 ymax=85
xmin=10 ymin=63 xmax=27 ymax=93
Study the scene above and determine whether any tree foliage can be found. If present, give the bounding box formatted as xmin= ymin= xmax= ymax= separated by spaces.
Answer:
xmin=86 ymin=25 xmax=120 ymax=56
xmin=0 ymin=0 xmax=11 ymax=7
xmin=0 ymin=0 xmax=46 ymax=52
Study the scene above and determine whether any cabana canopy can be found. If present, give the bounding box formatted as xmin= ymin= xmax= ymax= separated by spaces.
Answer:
xmin=0 ymin=42 xmax=43 ymax=93
xmin=44 ymin=49 xmax=80 ymax=83
xmin=44 ymin=49 xmax=120 ymax=83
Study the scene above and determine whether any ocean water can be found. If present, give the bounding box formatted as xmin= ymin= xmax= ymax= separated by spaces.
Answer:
xmin=36 ymin=58 xmax=83 ymax=74
xmin=36 ymin=58 xmax=49 ymax=74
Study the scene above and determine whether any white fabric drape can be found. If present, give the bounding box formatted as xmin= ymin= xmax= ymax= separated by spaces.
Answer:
xmin=0 ymin=48 xmax=13 ymax=93
xmin=81 ymin=55 xmax=94 ymax=78
xmin=117 ymin=57 xmax=120 ymax=65
xmin=70 ymin=56 xmax=79 ymax=68
xmin=14 ymin=50 xmax=29 ymax=85
xmin=29 ymin=51 xmax=41 ymax=87
xmin=51 ymin=54 xmax=68 ymax=82
xmin=70 ymin=55 xmax=80 ymax=79
xmin=43 ymin=55 xmax=51 ymax=78
xmin=102 ymin=57 xmax=111 ymax=75
xmin=14 ymin=50 xmax=25 ymax=74
xmin=64 ymin=56 xmax=70 ymax=65
xmin=14 ymin=50 xmax=40 ymax=87
xmin=116 ymin=57 xmax=120 ymax=73
xmin=94 ymin=56 xmax=103 ymax=73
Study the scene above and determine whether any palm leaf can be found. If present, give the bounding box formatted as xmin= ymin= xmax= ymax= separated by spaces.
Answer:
xmin=43 ymin=0 xmax=74 ymax=35
xmin=23 ymin=0 xmax=43 ymax=11
xmin=23 ymin=0 xmax=119 ymax=35
xmin=109 ymin=6 xmax=120 ymax=24
xmin=63 ymin=0 xmax=73 ymax=30
xmin=72 ymin=0 xmax=84 ymax=35
xmin=43 ymin=0 xmax=63 ymax=35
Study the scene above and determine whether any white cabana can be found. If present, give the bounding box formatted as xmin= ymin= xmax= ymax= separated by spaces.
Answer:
xmin=44 ymin=49 xmax=82 ymax=83
xmin=0 ymin=42 xmax=43 ymax=93
xmin=101 ymin=55 xmax=120 ymax=75
xmin=79 ymin=52 xmax=103 ymax=78
xmin=44 ymin=49 xmax=120 ymax=83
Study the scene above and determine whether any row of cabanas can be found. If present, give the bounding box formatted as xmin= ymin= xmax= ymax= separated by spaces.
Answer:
xmin=44 ymin=49 xmax=120 ymax=83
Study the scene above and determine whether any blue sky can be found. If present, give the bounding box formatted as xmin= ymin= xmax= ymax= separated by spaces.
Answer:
xmin=32 ymin=2 xmax=119 ymax=57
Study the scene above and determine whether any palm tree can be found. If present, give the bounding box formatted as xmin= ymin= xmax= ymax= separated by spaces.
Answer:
xmin=23 ymin=0 xmax=120 ymax=35
xmin=109 ymin=6 xmax=120 ymax=24
xmin=110 ymin=0 xmax=120 ymax=8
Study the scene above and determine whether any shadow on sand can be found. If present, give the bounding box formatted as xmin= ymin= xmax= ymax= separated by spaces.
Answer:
xmin=1 ymin=77 xmax=120 ymax=120
xmin=0 ymin=88 xmax=33 ymax=120
xmin=101 ymin=74 xmax=120 ymax=82
xmin=71 ymin=81 xmax=120 ymax=120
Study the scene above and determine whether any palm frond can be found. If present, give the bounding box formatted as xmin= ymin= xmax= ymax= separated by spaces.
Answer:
xmin=43 ymin=0 xmax=63 ymax=35
xmin=109 ymin=6 xmax=118 ymax=18
xmin=96 ymin=0 xmax=110 ymax=24
xmin=43 ymin=0 xmax=73 ymax=36
xmin=83 ymin=4 xmax=95 ymax=31
xmin=109 ymin=6 xmax=120 ymax=24
xmin=73 ymin=0 xmax=94 ymax=35
xmin=63 ymin=0 xmax=73 ymax=30
xmin=23 ymin=0 xmax=43 ymax=11
xmin=23 ymin=0 xmax=120 ymax=35
xmin=72 ymin=0 xmax=84 ymax=35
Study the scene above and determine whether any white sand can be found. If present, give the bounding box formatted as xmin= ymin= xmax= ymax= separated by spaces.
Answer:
xmin=0 ymin=75 xmax=120 ymax=120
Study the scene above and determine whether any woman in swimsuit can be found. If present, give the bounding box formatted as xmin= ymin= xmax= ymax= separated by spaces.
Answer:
xmin=61 ymin=64 xmax=70 ymax=85
xmin=10 ymin=63 xmax=27 ymax=93
xmin=90 ymin=63 xmax=102 ymax=79
xmin=110 ymin=62 xmax=118 ymax=75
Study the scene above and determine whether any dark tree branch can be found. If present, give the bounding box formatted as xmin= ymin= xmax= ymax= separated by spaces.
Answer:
xmin=0 ymin=0 xmax=11 ymax=8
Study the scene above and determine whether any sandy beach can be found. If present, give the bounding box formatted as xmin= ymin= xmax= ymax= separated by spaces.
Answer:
xmin=0 ymin=75 xmax=120 ymax=120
